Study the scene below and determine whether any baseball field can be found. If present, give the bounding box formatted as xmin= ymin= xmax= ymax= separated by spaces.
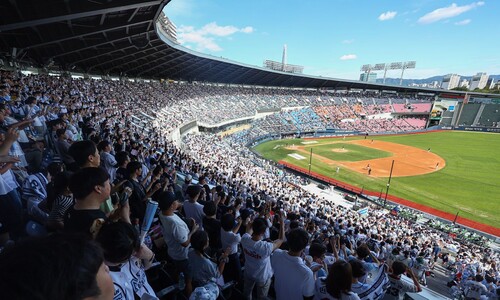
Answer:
xmin=253 ymin=131 xmax=500 ymax=231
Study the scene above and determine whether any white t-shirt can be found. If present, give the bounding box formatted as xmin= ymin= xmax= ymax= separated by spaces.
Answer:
xmin=314 ymin=277 xmax=361 ymax=300
xmin=109 ymin=257 xmax=158 ymax=300
xmin=241 ymin=233 xmax=274 ymax=282
xmin=1 ymin=170 xmax=18 ymax=193
xmin=159 ymin=213 xmax=189 ymax=261
xmin=383 ymin=275 xmax=418 ymax=300
xmin=271 ymin=250 xmax=315 ymax=300
xmin=220 ymin=229 xmax=241 ymax=255
xmin=183 ymin=201 xmax=205 ymax=227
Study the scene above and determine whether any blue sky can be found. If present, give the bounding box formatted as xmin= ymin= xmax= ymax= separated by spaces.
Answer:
xmin=164 ymin=0 xmax=499 ymax=80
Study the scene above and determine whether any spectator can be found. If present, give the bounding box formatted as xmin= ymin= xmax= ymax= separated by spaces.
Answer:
xmin=114 ymin=151 xmax=130 ymax=184
xmin=56 ymin=127 xmax=75 ymax=166
xmin=315 ymin=260 xmax=361 ymax=300
xmin=0 ymin=233 xmax=114 ymax=299
xmin=65 ymin=167 xmax=128 ymax=238
xmin=0 ymin=127 xmax=24 ymax=245
xmin=182 ymin=174 xmax=193 ymax=198
xmin=271 ymin=227 xmax=315 ymax=300
xmin=96 ymin=221 xmax=157 ymax=300
xmin=220 ymin=213 xmax=243 ymax=283
xmin=309 ymin=242 xmax=329 ymax=279
xmin=46 ymin=171 xmax=73 ymax=231
xmin=68 ymin=140 xmax=100 ymax=170
xmin=183 ymin=184 xmax=205 ymax=228
xmin=351 ymin=243 xmax=380 ymax=284
xmin=241 ymin=217 xmax=284 ymax=300
xmin=383 ymin=261 xmax=421 ymax=300
xmin=464 ymin=274 xmax=487 ymax=300
xmin=125 ymin=161 xmax=160 ymax=223
xmin=22 ymin=161 xmax=64 ymax=224
xmin=158 ymin=191 xmax=199 ymax=295
xmin=98 ymin=140 xmax=117 ymax=183
xmin=202 ymin=201 xmax=222 ymax=255
xmin=198 ymin=175 xmax=211 ymax=202
xmin=188 ymin=230 xmax=230 ymax=287
xmin=350 ymin=259 xmax=389 ymax=300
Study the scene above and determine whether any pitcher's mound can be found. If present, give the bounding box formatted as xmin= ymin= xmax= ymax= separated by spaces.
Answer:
xmin=332 ymin=148 xmax=348 ymax=153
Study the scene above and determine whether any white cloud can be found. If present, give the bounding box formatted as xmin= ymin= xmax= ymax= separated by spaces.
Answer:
xmin=378 ymin=11 xmax=397 ymax=21
xmin=341 ymin=39 xmax=354 ymax=44
xmin=455 ymin=19 xmax=471 ymax=25
xmin=340 ymin=54 xmax=357 ymax=60
xmin=241 ymin=26 xmax=254 ymax=33
xmin=177 ymin=22 xmax=254 ymax=52
xmin=418 ymin=2 xmax=484 ymax=24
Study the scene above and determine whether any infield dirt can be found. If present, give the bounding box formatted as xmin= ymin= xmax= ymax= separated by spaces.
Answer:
xmin=287 ymin=139 xmax=446 ymax=177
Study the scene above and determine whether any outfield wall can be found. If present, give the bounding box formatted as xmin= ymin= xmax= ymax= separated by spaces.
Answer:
xmin=439 ymin=125 xmax=500 ymax=133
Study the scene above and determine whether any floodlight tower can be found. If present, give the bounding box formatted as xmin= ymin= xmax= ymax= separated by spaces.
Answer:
xmin=360 ymin=64 xmax=372 ymax=79
xmin=400 ymin=61 xmax=416 ymax=85
xmin=282 ymin=44 xmax=287 ymax=72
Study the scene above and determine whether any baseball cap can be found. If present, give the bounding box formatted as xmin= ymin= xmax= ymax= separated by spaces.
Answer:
xmin=158 ymin=191 xmax=178 ymax=210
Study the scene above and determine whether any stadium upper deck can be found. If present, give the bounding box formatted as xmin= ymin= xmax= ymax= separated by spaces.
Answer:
xmin=0 ymin=0 xmax=498 ymax=98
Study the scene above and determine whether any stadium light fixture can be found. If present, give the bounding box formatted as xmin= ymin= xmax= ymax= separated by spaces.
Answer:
xmin=373 ymin=63 xmax=386 ymax=71
xmin=400 ymin=61 xmax=416 ymax=85
xmin=362 ymin=61 xmax=416 ymax=85
xmin=360 ymin=64 xmax=371 ymax=72
xmin=389 ymin=62 xmax=402 ymax=70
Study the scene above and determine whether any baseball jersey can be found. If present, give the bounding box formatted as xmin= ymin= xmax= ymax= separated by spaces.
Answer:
xmin=383 ymin=275 xmax=418 ymax=300
xmin=314 ymin=277 xmax=361 ymax=300
xmin=109 ymin=257 xmax=158 ymax=300
xmin=464 ymin=280 xmax=487 ymax=299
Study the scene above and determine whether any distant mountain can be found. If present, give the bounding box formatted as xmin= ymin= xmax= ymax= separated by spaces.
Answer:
xmin=376 ymin=74 xmax=500 ymax=86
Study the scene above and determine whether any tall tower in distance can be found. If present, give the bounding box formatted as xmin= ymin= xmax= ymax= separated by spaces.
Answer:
xmin=263 ymin=45 xmax=304 ymax=74
xmin=282 ymin=44 xmax=287 ymax=71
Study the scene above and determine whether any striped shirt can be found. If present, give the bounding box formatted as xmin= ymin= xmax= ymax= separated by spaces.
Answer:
xmin=49 ymin=195 xmax=74 ymax=223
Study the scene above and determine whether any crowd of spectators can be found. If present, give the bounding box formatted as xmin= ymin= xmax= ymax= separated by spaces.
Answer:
xmin=0 ymin=70 xmax=497 ymax=300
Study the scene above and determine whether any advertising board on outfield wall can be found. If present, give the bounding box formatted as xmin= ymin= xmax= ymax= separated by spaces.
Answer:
xmin=440 ymin=126 xmax=500 ymax=133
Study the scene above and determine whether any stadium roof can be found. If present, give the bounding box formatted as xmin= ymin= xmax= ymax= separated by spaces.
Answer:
xmin=0 ymin=0 xmax=497 ymax=97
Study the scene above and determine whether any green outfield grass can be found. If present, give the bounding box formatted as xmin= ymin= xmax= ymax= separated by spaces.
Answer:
xmin=253 ymin=131 xmax=500 ymax=228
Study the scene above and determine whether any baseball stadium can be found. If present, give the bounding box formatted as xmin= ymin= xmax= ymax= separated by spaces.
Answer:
xmin=0 ymin=1 xmax=499 ymax=299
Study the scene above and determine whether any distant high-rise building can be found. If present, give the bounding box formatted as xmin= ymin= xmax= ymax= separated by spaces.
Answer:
xmin=459 ymin=79 xmax=470 ymax=88
xmin=441 ymin=74 xmax=460 ymax=90
xmin=359 ymin=72 xmax=377 ymax=82
xmin=469 ymin=72 xmax=489 ymax=90
xmin=486 ymin=77 xmax=495 ymax=89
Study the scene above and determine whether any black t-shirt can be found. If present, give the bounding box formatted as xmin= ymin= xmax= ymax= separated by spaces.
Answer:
xmin=203 ymin=217 xmax=222 ymax=250
xmin=114 ymin=167 xmax=128 ymax=184
xmin=203 ymin=184 xmax=211 ymax=202
xmin=125 ymin=179 xmax=147 ymax=223
xmin=64 ymin=207 xmax=107 ymax=237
